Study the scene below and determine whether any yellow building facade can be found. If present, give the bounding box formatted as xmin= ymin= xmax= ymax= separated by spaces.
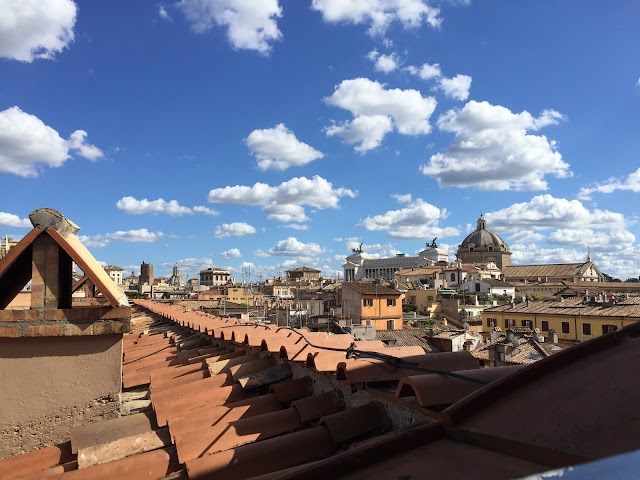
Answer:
xmin=482 ymin=297 xmax=640 ymax=343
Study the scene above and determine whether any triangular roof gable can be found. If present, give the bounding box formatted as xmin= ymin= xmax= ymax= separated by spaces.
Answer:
xmin=0 ymin=227 xmax=128 ymax=309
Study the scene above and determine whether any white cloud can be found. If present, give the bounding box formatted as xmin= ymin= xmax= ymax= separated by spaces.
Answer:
xmin=391 ymin=193 xmax=412 ymax=203
xmin=359 ymin=198 xmax=460 ymax=239
xmin=158 ymin=5 xmax=173 ymax=21
xmin=325 ymin=114 xmax=393 ymax=152
xmin=260 ymin=237 xmax=324 ymax=257
xmin=486 ymin=195 xmax=625 ymax=232
xmin=0 ymin=212 xmax=31 ymax=228
xmin=284 ymin=223 xmax=308 ymax=231
xmin=421 ymin=100 xmax=570 ymax=190
xmin=324 ymin=77 xmax=437 ymax=152
xmin=406 ymin=62 xmax=441 ymax=80
xmin=0 ymin=107 xmax=103 ymax=177
xmin=116 ymin=196 xmax=219 ymax=216
xmin=486 ymin=195 xmax=638 ymax=276
xmin=578 ymin=167 xmax=640 ymax=200
xmin=509 ymin=241 xmax=640 ymax=280
xmin=367 ymin=49 xmax=400 ymax=73
xmin=406 ymin=63 xmax=472 ymax=101
xmin=263 ymin=203 xmax=309 ymax=223
xmin=311 ymin=0 xmax=441 ymax=34
xmin=508 ymin=231 xmax=545 ymax=243
xmin=0 ymin=0 xmax=77 ymax=62
xmin=510 ymin=243 xmax=587 ymax=266
xmin=208 ymin=175 xmax=356 ymax=222
xmin=438 ymin=74 xmax=472 ymax=101
xmin=192 ymin=205 xmax=219 ymax=215
xmin=245 ymin=123 xmax=323 ymax=171
xmin=161 ymin=257 xmax=214 ymax=273
xmin=66 ymin=130 xmax=104 ymax=160
xmin=178 ymin=0 xmax=282 ymax=54
xmin=79 ymin=229 xmax=164 ymax=248
xmin=222 ymin=248 xmax=242 ymax=258
xmin=214 ymin=222 xmax=256 ymax=238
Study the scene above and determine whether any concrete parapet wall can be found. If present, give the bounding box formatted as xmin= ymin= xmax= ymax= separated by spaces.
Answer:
xmin=0 ymin=334 xmax=123 ymax=458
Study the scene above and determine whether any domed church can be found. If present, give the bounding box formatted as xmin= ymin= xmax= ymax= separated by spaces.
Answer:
xmin=457 ymin=215 xmax=512 ymax=269
xmin=167 ymin=264 xmax=186 ymax=289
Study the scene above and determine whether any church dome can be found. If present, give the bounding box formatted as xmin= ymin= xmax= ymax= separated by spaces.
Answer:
xmin=168 ymin=264 xmax=186 ymax=288
xmin=459 ymin=215 xmax=509 ymax=251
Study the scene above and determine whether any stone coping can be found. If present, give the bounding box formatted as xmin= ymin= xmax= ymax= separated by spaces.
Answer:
xmin=0 ymin=307 xmax=131 ymax=338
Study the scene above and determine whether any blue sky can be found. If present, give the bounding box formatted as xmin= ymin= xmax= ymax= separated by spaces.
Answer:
xmin=1 ymin=0 xmax=639 ymax=281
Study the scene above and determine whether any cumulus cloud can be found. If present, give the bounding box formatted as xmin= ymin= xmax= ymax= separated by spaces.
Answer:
xmin=338 ymin=237 xmax=399 ymax=259
xmin=116 ymin=196 xmax=219 ymax=216
xmin=325 ymin=114 xmax=393 ymax=152
xmin=366 ymin=49 xmax=400 ymax=73
xmin=406 ymin=64 xmax=471 ymax=100
xmin=391 ymin=193 xmax=412 ymax=203
xmin=259 ymin=237 xmax=324 ymax=257
xmin=263 ymin=204 xmax=309 ymax=223
xmin=359 ymin=197 xmax=459 ymax=239
xmin=208 ymin=175 xmax=356 ymax=222
xmin=421 ymin=101 xmax=570 ymax=190
xmin=245 ymin=123 xmax=323 ymax=171
xmin=438 ymin=74 xmax=472 ymax=101
xmin=311 ymin=0 xmax=441 ymax=34
xmin=406 ymin=62 xmax=441 ymax=80
xmin=486 ymin=195 xmax=624 ymax=232
xmin=0 ymin=212 xmax=31 ymax=228
xmin=215 ymin=222 xmax=256 ymax=238
xmin=508 ymin=231 xmax=545 ymax=243
xmin=222 ymin=248 xmax=242 ymax=258
xmin=578 ymin=167 xmax=640 ymax=200
xmin=178 ymin=0 xmax=282 ymax=54
xmin=158 ymin=5 xmax=173 ymax=21
xmin=284 ymin=223 xmax=308 ymax=231
xmin=0 ymin=0 xmax=77 ymax=62
xmin=485 ymin=195 xmax=637 ymax=272
xmin=161 ymin=257 xmax=214 ymax=274
xmin=324 ymin=78 xmax=437 ymax=152
xmin=0 ymin=107 xmax=103 ymax=177
xmin=79 ymin=229 xmax=164 ymax=248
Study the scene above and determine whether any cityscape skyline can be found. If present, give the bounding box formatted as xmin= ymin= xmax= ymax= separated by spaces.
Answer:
xmin=1 ymin=1 xmax=639 ymax=280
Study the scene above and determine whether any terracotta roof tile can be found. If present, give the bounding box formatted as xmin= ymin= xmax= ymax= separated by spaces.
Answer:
xmin=13 ymin=299 xmax=637 ymax=480
xmin=397 ymin=365 xmax=524 ymax=409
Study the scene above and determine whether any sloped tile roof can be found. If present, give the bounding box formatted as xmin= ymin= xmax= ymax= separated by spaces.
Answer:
xmin=342 ymin=282 xmax=401 ymax=295
xmin=483 ymin=296 xmax=640 ymax=318
xmin=5 ymin=302 xmax=640 ymax=479
xmin=504 ymin=263 xmax=586 ymax=278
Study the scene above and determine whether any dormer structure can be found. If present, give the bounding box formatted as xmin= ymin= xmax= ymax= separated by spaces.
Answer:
xmin=0 ymin=209 xmax=131 ymax=458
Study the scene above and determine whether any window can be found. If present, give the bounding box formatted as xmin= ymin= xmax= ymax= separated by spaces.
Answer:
xmin=428 ymin=296 xmax=434 ymax=302
xmin=541 ymin=321 xmax=549 ymax=332
xmin=582 ymin=323 xmax=592 ymax=336
xmin=409 ymin=296 xmax=416 ymax=304
xmin=522 ymin=319 xmax=532 ymax=328
xmin=505 ymin=319 xmax=515 ymax=328
xmin=475 ymin=283 xmax=481 ymax=293
xmin=387 ymin=319 xmax=395 ymax=329
xmin=363 ymin=298 xmax=373 ymax=307
xmin=451 ymin=273 xmax=456 ymax=281
xmin=562 ymin=322 xmax=570 ymax=334
xmin=602 ymin=324 xmax=618 ymax=334
xmin=487 ymin=318 xmax=496 ymax=327
xmin=387 ymin=298 xmax=396 ymax=307
xmin=365 ymin=319 xmax=372 ymax=326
